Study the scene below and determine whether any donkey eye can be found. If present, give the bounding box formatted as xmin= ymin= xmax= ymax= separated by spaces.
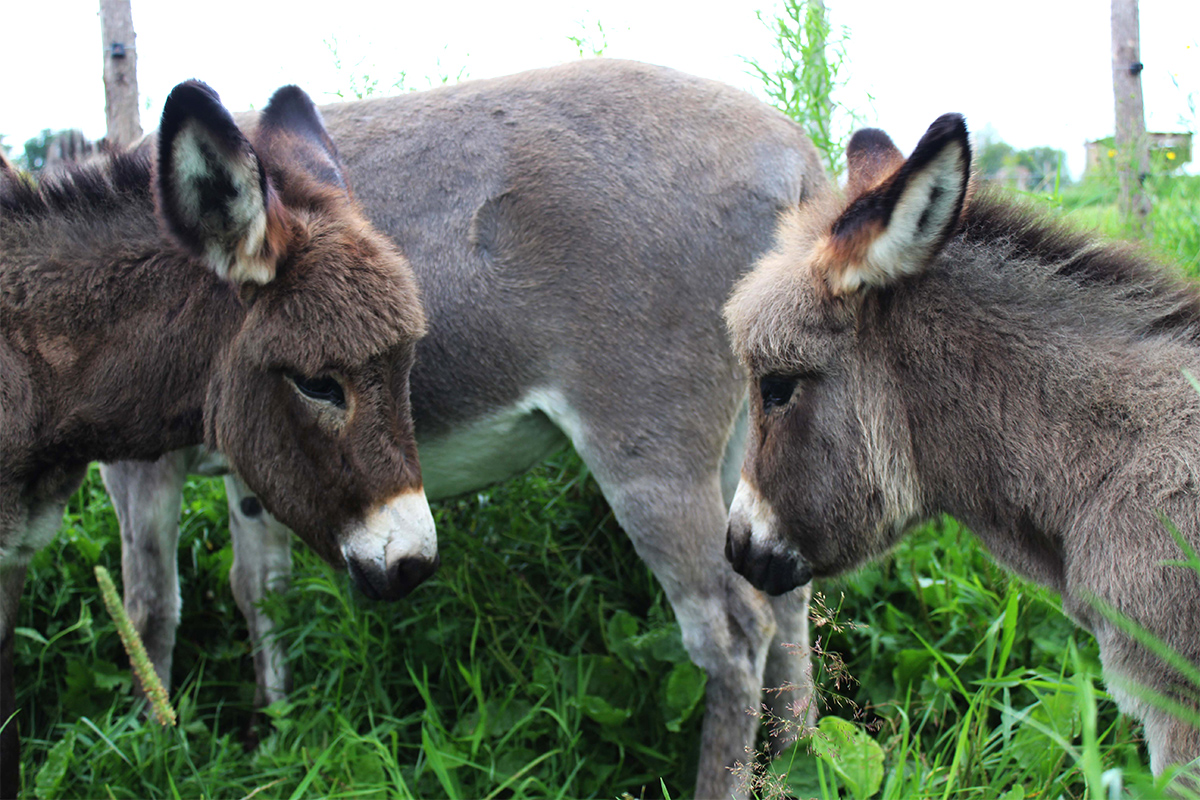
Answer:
xmin=760 ymin=375 xmax=799 ymax=413
xmin=289 ymin=373 xmax=346 ymax=409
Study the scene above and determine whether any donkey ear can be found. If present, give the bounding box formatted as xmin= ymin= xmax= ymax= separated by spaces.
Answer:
xmin=156 ymin=80 xmax=290 ymax=287
xmin=821 ymin=113 xmax=971 ymax=296
xmin=257 ymin=85 xmax=349 ymax=194
xmin=845 ymin=128 xmax=905 ymax=198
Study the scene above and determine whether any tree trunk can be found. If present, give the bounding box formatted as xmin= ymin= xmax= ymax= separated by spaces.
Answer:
xmin=99 ymin=0 xmax=141 ymax=148
xmin=1111 ymin=0 xmax=1151 ymax=230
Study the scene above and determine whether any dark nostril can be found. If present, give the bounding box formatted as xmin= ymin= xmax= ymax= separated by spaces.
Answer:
xmin=346 ymin=559 xmax=383 ymax=601
xmin=389 ymin=555 xmax=440 ymax=598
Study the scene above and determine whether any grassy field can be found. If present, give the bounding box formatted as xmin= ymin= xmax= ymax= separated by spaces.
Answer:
xmin=10 ymin=176 xmax=1200 ymax=798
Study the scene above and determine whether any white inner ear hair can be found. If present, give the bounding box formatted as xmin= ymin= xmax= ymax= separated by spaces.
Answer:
xmin=839 ymin=143 xmax=965 ymax=294
xmin=174 ymin=123 xmax=274 ymax=286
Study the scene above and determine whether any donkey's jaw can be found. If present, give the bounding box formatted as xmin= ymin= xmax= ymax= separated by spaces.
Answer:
xmin=341 ymin=488 xmax=438 ymax=601
xmin=725 ymin=479 xmax=812 ymax=596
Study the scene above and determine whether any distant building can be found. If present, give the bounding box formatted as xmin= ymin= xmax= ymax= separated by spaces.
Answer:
xmin=1085 ymin=132 xmax=1193 ymax=175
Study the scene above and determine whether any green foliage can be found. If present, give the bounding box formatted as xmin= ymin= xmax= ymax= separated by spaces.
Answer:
xmin=568 ymin=18 xmax=608 ymax=59
xmin=325 ymin=38 xmax=408 ymax=100
xmin=976 ymin=128 xmax=1071 ymax=193
xmin=17 ymin=130 xmax=56 ymax=172
xmin=1042 ymin=171 xmax=1200 ymax=277
xmin=14 ymin=455 xmax=705 ymax=798
xmin=746 ymin=0 xmax=868 ymax=178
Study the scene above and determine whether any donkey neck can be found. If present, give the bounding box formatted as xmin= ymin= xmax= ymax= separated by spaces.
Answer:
xmin=1 ymin=161 xmax=242 ymax=475
xmin=878 ymin=227 xmax=1200 ymax=592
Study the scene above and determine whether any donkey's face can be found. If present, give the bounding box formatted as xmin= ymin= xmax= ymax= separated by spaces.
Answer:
xmin=724 ymin=115 xmax=972 ymax=595
xmin=157 ymin=82 xmax=436 ymax=600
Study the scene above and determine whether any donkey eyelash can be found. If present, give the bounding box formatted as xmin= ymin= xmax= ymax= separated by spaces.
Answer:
xmin=288 ymin=373 xmax=347 ymax=409
xmin=759 ymin=371 xmax=824 ymax=414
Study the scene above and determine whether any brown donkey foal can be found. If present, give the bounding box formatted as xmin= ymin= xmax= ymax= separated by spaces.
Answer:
xmin=0 ymin=82 xmax=432 ymax=796
xmin=725 ymin=114 xmax=1200 ymax=776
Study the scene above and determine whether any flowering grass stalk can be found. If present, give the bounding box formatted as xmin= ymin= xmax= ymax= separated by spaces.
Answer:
xmin=93 ymin=565 xmax=176 ymax=726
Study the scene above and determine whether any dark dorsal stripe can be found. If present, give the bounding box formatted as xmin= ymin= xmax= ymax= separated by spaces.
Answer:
xmin=0 ymin=153 xmax=152 ymax=220
xmin=960 ymin=190 xmax=1200 ymax=337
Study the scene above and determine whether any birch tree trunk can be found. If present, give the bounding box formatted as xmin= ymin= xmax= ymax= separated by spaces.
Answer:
xmin=1111 ymin=0 xmax=1151 ymax=230
xmin=99 ymin=0 xmax=141 ymax=148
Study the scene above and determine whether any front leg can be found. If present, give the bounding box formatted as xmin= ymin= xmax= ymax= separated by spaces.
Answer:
xmin=1 ymin=560 xmax=29 ymax=800
xmin=1 ymin=494 xmax=73 ymax=800
xmin=225 ymin=475 xmax=293 ymax=708
xmin=101 ymin=452 xmax=191 ymax=696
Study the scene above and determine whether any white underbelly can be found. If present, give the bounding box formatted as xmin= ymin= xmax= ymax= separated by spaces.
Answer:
xmin=419 ymin=399 xmax=571 ymax=501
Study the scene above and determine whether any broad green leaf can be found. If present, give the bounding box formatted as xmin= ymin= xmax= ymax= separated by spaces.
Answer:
xmin=809 ymin=716 xmax=883 ymax=800
xmin=577 ymin=694 xmax=632 ymax=726
xmin=660 ymin=661 xmax=706 ymax=732
xmin=34 ymin=731 xmax=75 ymax=800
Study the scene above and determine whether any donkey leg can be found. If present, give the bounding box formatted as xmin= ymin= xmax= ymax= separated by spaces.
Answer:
xmin=1141 ymin=705 xmax=1200 ymax=778
xmin=588 ymin=471 xmax=776 ymax=800
xmin=1 ymin=560 xmax=28 ymax=800
xmin=101 ymin=452 xmax=190 ymax=695
xmin=720 ymin=401 xmax=818 ymax=755
xmin=761 ymin=588 xmax=815 ymax=754
xmin=1 ymin=495 xmax=67 ymax=800
xmin=225 ymin=475 xmax=293 ymax=707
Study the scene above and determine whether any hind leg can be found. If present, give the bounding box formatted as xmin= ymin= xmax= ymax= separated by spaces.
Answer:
xmin=1 ymin=495 xmax=72 ymax=799
xmin=580 ymin=464 xmax=776 ymax=800
xmin=102 ymin=453 xmax=190 ymax=696
xmin=225 ymin=475 xmax=293 ymax=707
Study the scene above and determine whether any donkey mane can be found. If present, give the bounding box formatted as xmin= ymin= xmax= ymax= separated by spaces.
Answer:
xmin=0 ymin=151 xmax=153 ymax=220
xmin=959 ymin=189 xmax=1200 ymax=340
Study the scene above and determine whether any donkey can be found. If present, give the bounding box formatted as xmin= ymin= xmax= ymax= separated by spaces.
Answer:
xmin=724 ymin=112 xmax=1200 ymax=776
xmin=0 ymin=81 xmax=433 ymax=798
xmin=98 ymin=59 xmax=830 ymax=798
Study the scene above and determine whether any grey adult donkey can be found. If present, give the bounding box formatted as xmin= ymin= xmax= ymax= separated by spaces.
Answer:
xmin=100 ymin=60 xmax=829 ymax=798
xmin=725 ymin=114 xmax=1200 ymax=778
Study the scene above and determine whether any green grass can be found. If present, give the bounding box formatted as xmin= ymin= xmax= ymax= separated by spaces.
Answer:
xmin=14 ymin=455 xmax=705 ymax=798
xmin=1050 ymin=172 xmax=1200 ymax=277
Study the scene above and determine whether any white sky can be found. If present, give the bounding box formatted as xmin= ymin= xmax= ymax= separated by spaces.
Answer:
xmin=1 ymin=0 xmax=1197 ymax=179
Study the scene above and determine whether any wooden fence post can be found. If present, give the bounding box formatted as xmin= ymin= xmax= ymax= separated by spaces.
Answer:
xmin=1111 ymin=0 xmax=1151 ymax=231
xmin=99 ymin=0 xmax=142 ymax=148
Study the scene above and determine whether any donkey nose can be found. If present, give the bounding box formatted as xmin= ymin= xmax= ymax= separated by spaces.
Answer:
xmin=347 ymin=551 xmax=440 ymax=601
xmin=725 ymin=522 xmax=811 ymax=596
xmin=341 ymin=488 xmax=439 ymax=601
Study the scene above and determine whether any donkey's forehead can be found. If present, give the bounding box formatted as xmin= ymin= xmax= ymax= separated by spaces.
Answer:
xmin=725 ymin=204 xmax=847 ymax=371
xmin=726 ymin=269 xmax=843 ymax=375
xmin=243 ymin=227 xmax=425 ymax=373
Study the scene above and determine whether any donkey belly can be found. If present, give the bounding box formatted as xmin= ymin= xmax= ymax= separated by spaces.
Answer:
xmin=418 ymin=399 xmax=570 ymax=502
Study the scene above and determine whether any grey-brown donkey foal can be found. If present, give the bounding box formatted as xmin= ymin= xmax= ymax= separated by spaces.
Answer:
xmin=1 ymin=83 xmax=431 ymax=797
xmin=726 ymin=114 xmax=1200 ymax=779
xmin=100 ymin=60 xmax=829 ymax=798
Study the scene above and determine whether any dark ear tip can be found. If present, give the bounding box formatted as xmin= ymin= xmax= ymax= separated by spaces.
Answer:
xmin=162 ymin=80 xmax=222 ymax=118
xmin=847 ymin=128 xmax=897 ymax=159
xmin=265 ymin=85 xmax=315 ymax=111
xmin=261 ymin=84 xmax=321 ymax=130
xmin=926 ymin=113 xmax=969 ymax=145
